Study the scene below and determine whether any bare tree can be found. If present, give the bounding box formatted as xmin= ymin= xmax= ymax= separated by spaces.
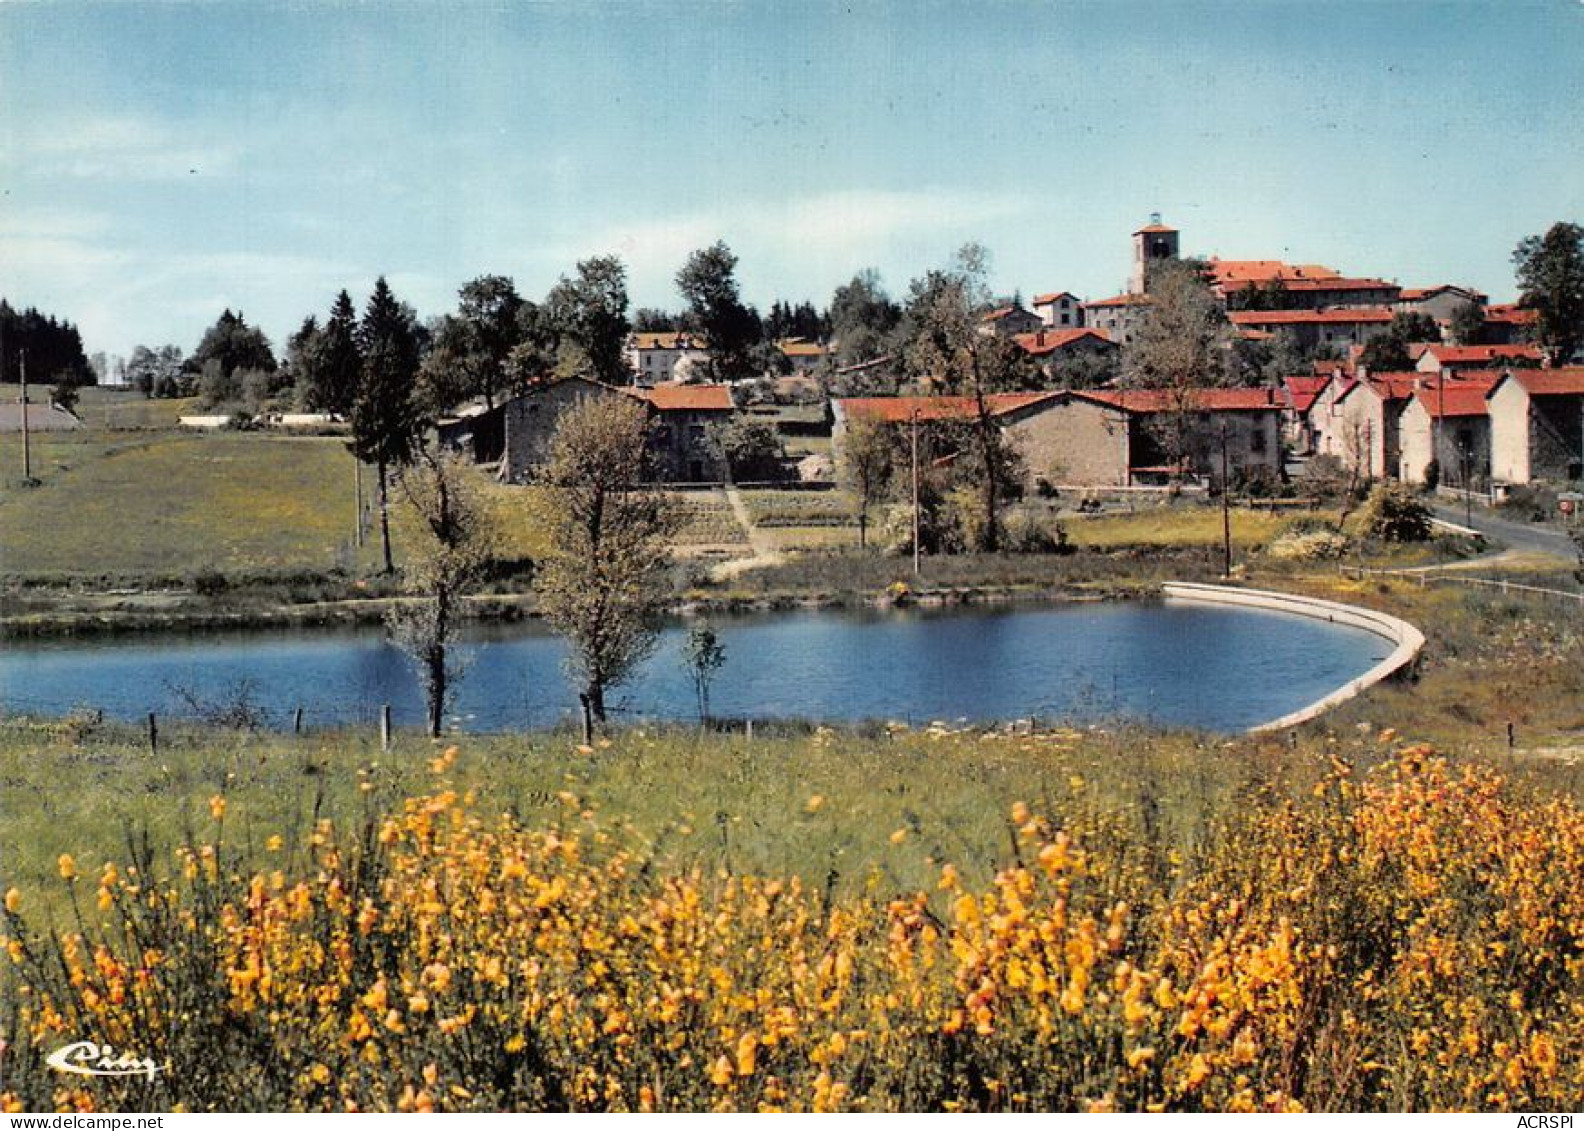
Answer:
xmin=387 ymin=445 xmax=497 ymax=737
xmin=838 ymin=414 xmax=895 ymax=548
xmin=533 ymin=395 xmax=678 ymax=735
xmin=1122 ymin=259 xmax=1233 ymax=486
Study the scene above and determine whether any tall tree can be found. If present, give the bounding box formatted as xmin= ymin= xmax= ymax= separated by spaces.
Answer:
xmin=456 ymin=275 xmax=524 ymax=408
xmin=191 ymin=309 xmax=277 ymax=378
xmin=388 ymin=444 xmax=497 ymax=737
xmin=1121 ymin=258 xmax=1234 ymax=484
xmin=298 ymin=291 xmax=362 ymax=418
xmin=0 ymin=301 xmax=95 ymax=386
xmin=1360 ymin=311 xmax=1440 ymax=372
xmin=676 ymin=241 xmax=762 ymax=382
xmin=828 ymin=269 xmax=901 ymax=368
xmin=533 ymin=395 xmax=677 ymax=732
xmin=1448 ymin=299 xmax=1487 ymax=348
xmin=900 ymin=244 xmax=1028 ymax=551
xmin=1513 ymin=221 xmax=1584 ymax=364
xmin=351 ymin=277 xmax=422 ymax=574
xmin=546 ymin=256 xmax=631 ymax=385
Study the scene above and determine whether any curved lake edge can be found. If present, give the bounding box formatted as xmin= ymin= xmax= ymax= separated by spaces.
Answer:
xmin=2 ymin=587 xmax=1405 ymax=735
xmin=1161 ymin=582 xmax=1426 ymax=733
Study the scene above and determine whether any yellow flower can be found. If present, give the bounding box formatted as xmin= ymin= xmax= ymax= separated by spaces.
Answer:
xmin=709 ymin=1055 xmax=734 ymax=1088
xmin=209 ymin=795 xmax=227 ymax=821
xmin=3 ymin=888 xmax=20 ymax=914
xmin=805 ymin=794 xmax=825 ymax=814
xmin=309 ymin=1063 xmax=331 ymax=1086
xmin=266 ymin=835 xmax=284 ymax=852
xmin=889 ymin=828 xmax=908 ymax=845
xmin=57 ymin=854 xmax=77 ymax=881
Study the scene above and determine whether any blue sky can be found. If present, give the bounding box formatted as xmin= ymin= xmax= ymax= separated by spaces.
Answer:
xmin=2 ymin=1 xmax=1582 ymax=361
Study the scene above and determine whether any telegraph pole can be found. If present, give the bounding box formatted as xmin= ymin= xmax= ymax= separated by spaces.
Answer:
xmin=1219 ymin=416 xmax=1232 ymax=578
xmin=910 ymin=406 xmax=922 ymax=577
xmin=19 ymin=349 xmax=31 ymax=481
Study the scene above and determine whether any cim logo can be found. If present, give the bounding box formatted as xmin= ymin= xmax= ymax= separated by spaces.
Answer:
xmin=46 ymin=1040 xmax=164 ymax=1082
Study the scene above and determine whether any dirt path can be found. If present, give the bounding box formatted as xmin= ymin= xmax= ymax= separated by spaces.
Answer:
xmin=710 ymin=486 xmax=787 ymax=581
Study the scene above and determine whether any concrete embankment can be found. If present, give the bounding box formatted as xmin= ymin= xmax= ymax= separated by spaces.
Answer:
xmin=1161 ymin=582 xmax=1426 ymax=734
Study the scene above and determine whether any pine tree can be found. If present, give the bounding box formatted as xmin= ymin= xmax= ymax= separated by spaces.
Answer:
xmin=350 ymin=278 xmax=421 ymax=573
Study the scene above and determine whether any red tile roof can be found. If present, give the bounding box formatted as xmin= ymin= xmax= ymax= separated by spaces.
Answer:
xmin=1032 ymin=291 xmax=1079 ymax=305
xmin=836 ymin=393 xmax=1059 ymax=424
xmin=1413 ymin=384 xmax=1494 ymax=418
xmin=777 ymin=339 xmax=827 ymax=358
xmin=1229 ymin=307 xmax=1395 ymax=326
xmin=1281 ymin=375 xmax=1330 ymax=414
xmin=1012 ymin=328 xmax=1116 ymax=356
xmin=1223 ymin=276 xmax=1398 ymax=294
xmin=1134 ymin=223 xmax=1178 ymax=235
xmin=638 ymin=383 xmax=735 ymax=412
xmin=1083 ymin=292 xmax=1151 ymax=309
xmin=1422 ymin=344 xmax=1543 ymax=365
xmin=1499 ymin=367 xmax=1584 ymax=397
xmin=1484 ymin=303 xmax=1539 ymax=325
xmin=631 ymin=331 xmax=707 ymax=351
xmin=1074 ymin=387 xmax=1280 ymax=413
xmin=1207 ymin=259 xmax=1341 ymax=285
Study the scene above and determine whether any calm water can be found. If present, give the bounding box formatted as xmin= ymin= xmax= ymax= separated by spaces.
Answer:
xmin=0 ymin=602 xmax=1389 ymax=733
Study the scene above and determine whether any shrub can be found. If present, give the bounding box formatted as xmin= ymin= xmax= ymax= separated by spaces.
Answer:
xmin=1295 ymin=454 xmax=1348 ymax=501
xmin=1349 ymin=482 xmax=1432 ymax=542
xmin=1267 ymin=529 xmax=1351 ymax=561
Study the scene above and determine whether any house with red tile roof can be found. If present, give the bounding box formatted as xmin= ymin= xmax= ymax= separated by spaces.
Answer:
xmin=1398 ymin=372 xmax=1503 ymax=486
xmin=1279 ymin=374 xmax=1332 ymax=454
xmin=451 ymin=375 xmax=737 ymax=484
xmin=625 ymin=330 xmax=710 ymax=386
xmin=1318 ymin=371 xmax=1428 ymax=480
xmin=1481 ymin=303 xmax=1539 ymax=346
xmin=1222 ymin=276 xmax=1401 ymax=311
xmin=1228 ymin=308 xmax=1396 ymax=351
xmin=832 ymin=386 xmax=1280 ymax=489
xmin=1031 ymin=291 xmax=1084 ymax=329
xmin=1011 ymin=327 xmax=1118 ymax=378
xmin=1486 ymin=367 xmax=1584 ymax=485
xmin=1416 ymin=343 xmax=1544 ymax=375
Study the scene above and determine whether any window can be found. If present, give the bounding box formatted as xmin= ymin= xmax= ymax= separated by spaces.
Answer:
xmin=1251 ymin=426 xmax=1267 ymax=453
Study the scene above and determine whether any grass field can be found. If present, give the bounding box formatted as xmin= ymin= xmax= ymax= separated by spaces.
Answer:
xmin=0 ymin=432 xmax=374 ymax=578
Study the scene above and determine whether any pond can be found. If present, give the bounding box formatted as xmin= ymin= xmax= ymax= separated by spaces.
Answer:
xmin=0 ymin=601 xmax=1391 ymax=733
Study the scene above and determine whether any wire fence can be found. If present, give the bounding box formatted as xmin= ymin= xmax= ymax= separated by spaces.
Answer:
xmin=1338 ymin=563 xmax=1584 ymax=607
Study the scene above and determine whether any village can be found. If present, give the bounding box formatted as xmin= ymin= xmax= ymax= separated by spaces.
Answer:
xmin=217 ymin=216 xmax=1583 ymax=505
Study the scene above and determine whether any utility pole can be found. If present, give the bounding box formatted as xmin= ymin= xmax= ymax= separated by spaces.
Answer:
xmin=910 ymin=406 xmax=921 ymax=577
xmin=20 ymin=349 xmax=31 ymax=482
xmin=353 ymin=458 xmax=365 ymax=548
xmin=1219 ymin=416 xmax=1232 ymax=578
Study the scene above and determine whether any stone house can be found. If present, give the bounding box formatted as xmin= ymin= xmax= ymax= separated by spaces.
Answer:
xmin=832 ymin=387 xmax=1281 ymax=490
xmin=1010 ymin=328 xmax=1118 ymax=379
xmin=467 ymin=376 xmax=734 ymax=484
xmin=1279 ymin=374 xmax=1331 ymax=455
xmin=1395 ymin=285 xmax=1486 ymax=327
xmin=1081 ymin=293 xmax=1151 ymax=346
xmin=637 ymin=383 xmax=735 ymax=482
xmin=776 ymin=338 xmax=828 ymax=376
xmin=1397 ymin=374 xmax=1499 ymax=487
xmin=1487 ymin=367 xmax=1584 ymax=486
xmin=978 ymin=304 xmax=1044 ymax=339
xmin=1480 ymin=303 xmax=1539 ymax=346
xmin=1223 ymin=277 xmax=1401 ymax=310
xmin=1032 ymin=291 xmax=1084 ymax=329
xmin=1227 ymin=308 xmax=1395 ymax=352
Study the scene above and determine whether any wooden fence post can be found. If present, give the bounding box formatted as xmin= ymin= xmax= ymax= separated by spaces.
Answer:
xmin=147 ymin=712 xmax=158 ymax=756
xmin=380 ymin=704 xmax=391 ymax=752
xmin=293 ymin=706 xmax=304 ymax=735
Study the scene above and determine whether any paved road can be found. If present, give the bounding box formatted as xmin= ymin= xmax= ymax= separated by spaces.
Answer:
xmin=1430 ymin=502 xmax=1577 ymax=563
